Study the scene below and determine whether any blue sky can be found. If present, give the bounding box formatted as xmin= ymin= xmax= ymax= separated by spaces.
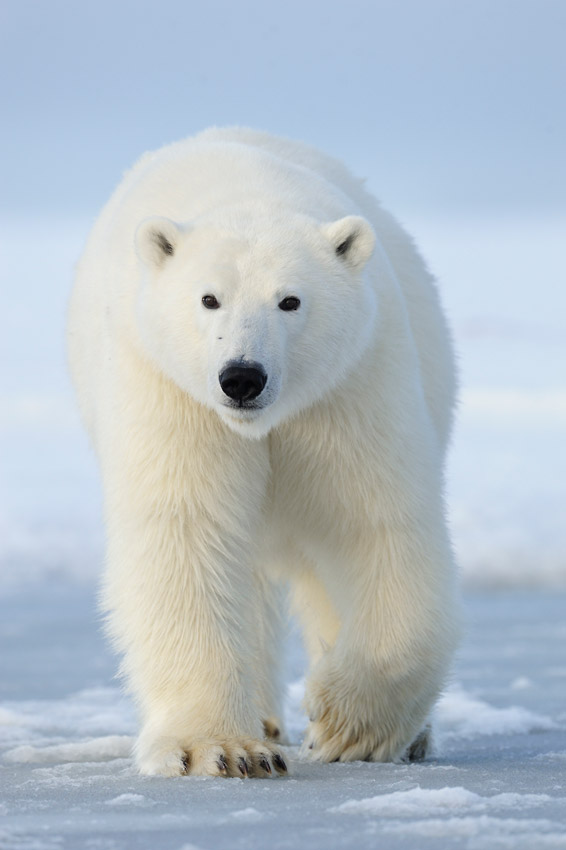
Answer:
xmin=2 ymin=0 xmax=564 ymax=215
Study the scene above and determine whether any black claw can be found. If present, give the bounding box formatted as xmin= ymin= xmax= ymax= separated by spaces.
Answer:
xmin=273 ymin=754 xmax=287 ymax=773
xmin=308 ymin=742 xmax=314 ymax=750
xmin=216 ymin=754 xmax=228 ymax=773
xmin=238 ymin=756 xmax=249 ymax=776
xmin=181 ymin=755 xmax=190 ymax=774
xmin=406 ymin=727 xmax=430 ymax=762
xmin=259 ymin=756 xmax=271 ymax=774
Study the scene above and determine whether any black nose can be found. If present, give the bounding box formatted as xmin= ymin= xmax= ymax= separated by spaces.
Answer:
xmin=219 ymin=362 xmax=267 ymax=403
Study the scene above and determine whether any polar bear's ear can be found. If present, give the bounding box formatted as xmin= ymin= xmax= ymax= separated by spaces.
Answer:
xmin=135 ymin=217 xmax=183 ymax=268
xmin=322 ymin=216 xmax=375 ymax=270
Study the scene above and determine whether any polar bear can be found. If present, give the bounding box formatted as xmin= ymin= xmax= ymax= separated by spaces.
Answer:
xmin=68 ymin=127 xmax=459 ymax=778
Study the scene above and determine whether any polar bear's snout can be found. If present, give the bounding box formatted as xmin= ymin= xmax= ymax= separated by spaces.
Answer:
xmin=219 ymin=360 xmax=268 ymax=406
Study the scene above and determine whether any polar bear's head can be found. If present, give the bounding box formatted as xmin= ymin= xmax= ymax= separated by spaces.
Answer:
xmin=135 ymin=208 xmax=376 ymax=438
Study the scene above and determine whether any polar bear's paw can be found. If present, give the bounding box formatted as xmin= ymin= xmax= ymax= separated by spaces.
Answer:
xmin=303 ymin=714 xmax=431 ymax=764
xmin=137 ymin=735 xmax=288 ymax=778
xmin=302 ymin=653 xmax=431 ymax=764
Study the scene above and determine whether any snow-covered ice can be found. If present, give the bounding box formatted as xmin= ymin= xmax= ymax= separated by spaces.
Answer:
xmin=1 ymin=214 xmax=565 ymax=848
xmin=0 ymin=586 xmax=565 ymax=849
xmin=435 ymin=686 xmax=557 ymax=740
xmin=330 ymin=787 xmax=554 ymax=816
xmin=3 ymin=736 xmax=133 ymax=766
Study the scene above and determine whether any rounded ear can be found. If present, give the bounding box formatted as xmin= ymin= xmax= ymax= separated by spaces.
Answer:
xmin=322 ymin=215 xmax=375 ymax=270
xmin=135 ymin=217 xmax=183 ymax=268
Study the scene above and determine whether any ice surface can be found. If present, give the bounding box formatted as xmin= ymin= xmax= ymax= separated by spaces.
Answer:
xmin=382 ymin=816 xmax=566 ymax=846
xmin=0 ymin=587 xmax=565 ymax=849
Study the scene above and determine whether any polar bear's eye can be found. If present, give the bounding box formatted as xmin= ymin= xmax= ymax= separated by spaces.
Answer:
xmin=202 ymin=295 xmax=220 ymax=309
xmin=278 ymin=296 xmax=301 ymax=311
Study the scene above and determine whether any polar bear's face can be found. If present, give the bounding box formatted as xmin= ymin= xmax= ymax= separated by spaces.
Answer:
xmin=135 ymin=211 xmax=376 ymax=438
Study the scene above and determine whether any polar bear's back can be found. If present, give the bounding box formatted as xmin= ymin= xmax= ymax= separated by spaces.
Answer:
xmin=194 ymin=127 xmax=371 ymax=205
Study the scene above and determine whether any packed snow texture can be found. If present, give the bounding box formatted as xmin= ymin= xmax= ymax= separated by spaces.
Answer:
xmin=0 ymin=680 xmax=557 ymax=769
xmin=1 ymin=587 xmax=565 ymax=850
xmin=330 ymin=787 xmax=553 ymax=816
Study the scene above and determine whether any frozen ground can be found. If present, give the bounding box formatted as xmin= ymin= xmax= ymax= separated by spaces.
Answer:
xmin=1 ymin=213 xmax=565 ymax=847
xmin=1 ymin=584 xmax=565 ymax=849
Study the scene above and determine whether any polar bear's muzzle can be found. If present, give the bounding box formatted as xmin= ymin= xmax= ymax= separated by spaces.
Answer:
xmin=219 ymin=360 xmax=268 ymax=408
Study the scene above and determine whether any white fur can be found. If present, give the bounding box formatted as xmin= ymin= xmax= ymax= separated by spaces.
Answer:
xmin=68 ymin=127 xmax=459 ymax=777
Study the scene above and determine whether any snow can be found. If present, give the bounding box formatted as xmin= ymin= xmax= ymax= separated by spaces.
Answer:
xmin=330 ymin=786 xmax=553 ymax=816
xmin=1 ymin=586 xmax=565 ymax=849
xmin=3 ymin=736 xmax=133 ymax=765
xmin=0 ymin=687 xmax=135 ymax=748
xmin=0 ymin=677 xmax=555 ymax=769
xmin=435 ymin=686 xmax=556 ymax=739
xmin=536 ymin=752 xmax=566 ymax=762
xmin=230 ymin=808 xmax=266 ymax=822
xmin=510 ymin=677 xmax=533 ymax=691
xmin=105 ymin=794 xmax=153 ymax=807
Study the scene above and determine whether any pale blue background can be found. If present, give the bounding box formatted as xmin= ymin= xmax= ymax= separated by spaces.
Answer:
xmin=1 ymin=0 xmax=565 ymax=587
xmin=2 ymin=0 xmax=564 ymax=216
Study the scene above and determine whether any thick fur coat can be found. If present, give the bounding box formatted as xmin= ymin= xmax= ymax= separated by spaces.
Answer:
xmin=68 ymin=128 xmax=459 ymax=777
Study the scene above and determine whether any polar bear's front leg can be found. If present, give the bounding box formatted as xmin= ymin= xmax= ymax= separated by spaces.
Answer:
xmin=103 ymin=503 xmax=288 ymax=776
xmin=303 ymin=515 xmax=459 ymax=763
xmin=99 ymin=394 xmax=287 ymax=778
xmin=103 ymin=503 xmax=288 ymax=777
